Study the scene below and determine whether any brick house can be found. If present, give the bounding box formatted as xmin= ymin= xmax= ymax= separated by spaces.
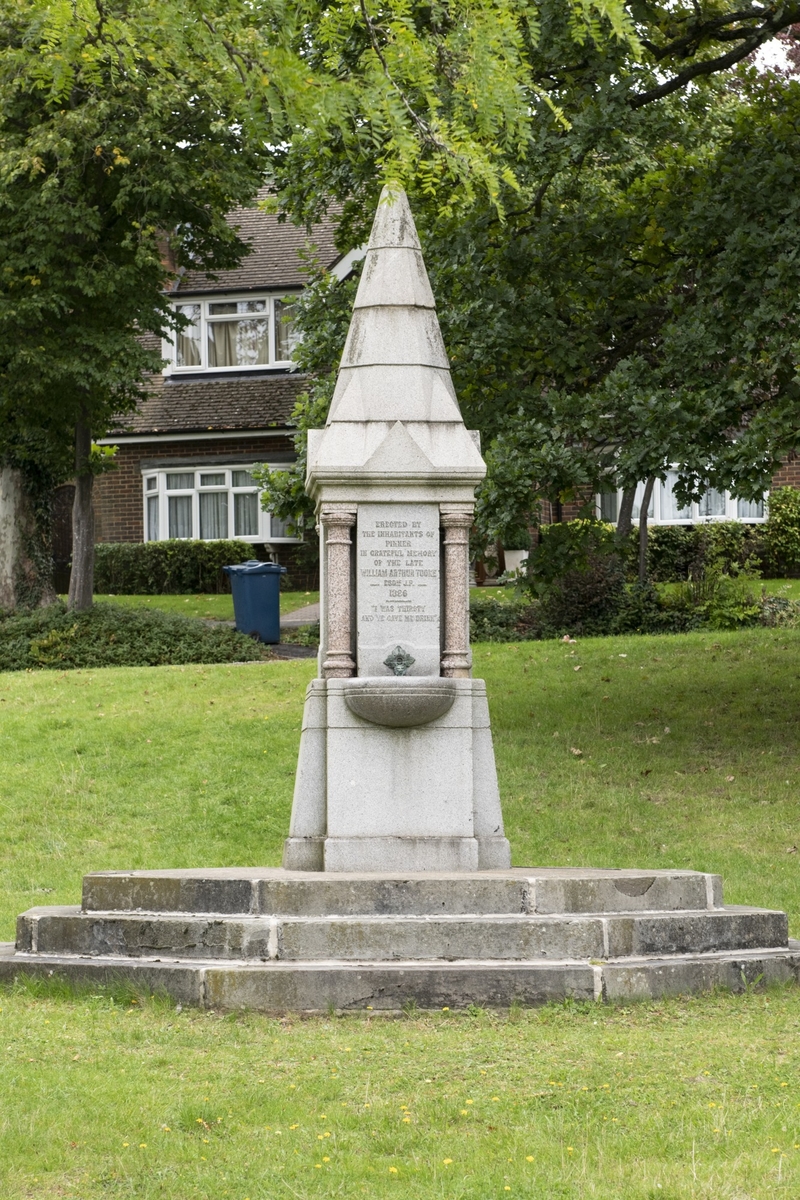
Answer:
xmin=55 ymin=199 xmax=356 ymax=587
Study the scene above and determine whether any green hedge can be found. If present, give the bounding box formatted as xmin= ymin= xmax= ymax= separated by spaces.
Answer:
xmin=645 ymin=522 xmax=765 ymax=582
xmin=93 ymin=540 xmax=256 ymax=595
xmin=0 ymin=603 xmax=266 ymax=671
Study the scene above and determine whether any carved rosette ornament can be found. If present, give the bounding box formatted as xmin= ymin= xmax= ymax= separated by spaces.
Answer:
xmin=440 ymin=508 xmax=473 ymax=678
xmin=321 ymin=507 xmax=356 ymax=678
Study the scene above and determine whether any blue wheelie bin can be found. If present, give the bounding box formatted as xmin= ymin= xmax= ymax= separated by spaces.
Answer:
xmin=223 ymin=560 xmax=287 ymax=643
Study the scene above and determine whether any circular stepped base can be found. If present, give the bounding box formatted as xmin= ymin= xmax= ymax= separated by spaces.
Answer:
xmin=4 ymin=868 xmax=799 ymax=1011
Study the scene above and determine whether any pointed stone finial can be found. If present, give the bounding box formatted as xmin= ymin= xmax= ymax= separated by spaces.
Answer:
xmin=306 ymin=186 xmax=486 ymax=500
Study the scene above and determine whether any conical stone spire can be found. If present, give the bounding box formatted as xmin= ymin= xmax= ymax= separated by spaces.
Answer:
xmin=307 ymin=186 xmax=485 ymax=504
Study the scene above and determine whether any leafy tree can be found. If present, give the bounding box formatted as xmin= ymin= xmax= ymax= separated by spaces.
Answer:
xmin=0 ymin=0 xmax=271 ymax=608
xmin=261 ymin=15 xmax=800 ymax=570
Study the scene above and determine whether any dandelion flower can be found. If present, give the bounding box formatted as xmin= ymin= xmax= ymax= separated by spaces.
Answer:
xmin=443 ymin=1158 xmax=453 ymax=1165
xmin=389 ymin=1166 xmax=398 ymax=1174
xmin=526 ymin=1156 xmax=534 ymax=1162
xmin=323 ymin=1156 xmax=330 ymax=1162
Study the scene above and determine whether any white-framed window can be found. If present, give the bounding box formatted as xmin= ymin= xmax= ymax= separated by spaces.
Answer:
xmin=167 ymin=293 xmax=299 ymax=373
xmin=597 ymin=471 xmax=766 ymax=525
xmin=143 ymin=467 xmax=298 ymax=543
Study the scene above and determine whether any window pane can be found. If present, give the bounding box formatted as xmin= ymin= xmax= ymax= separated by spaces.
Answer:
xmin=208 ymin=300 xmax=266 ymax=314
xmin=145 ymin=476 xmax=157 ymax=492
xmin=175 ymin=304 xmax=201 ymax=367
xmin=168 ymin=495 xmax=193 ymax=538
xmin=660 ymin=472 xmax=692 ymax=521
xmin=269 ymin=512 xmax=293 ymax=539
xmin=234 ymin=492 xmax=258 ymax=537
xmin=631 ymin=481 xmax=655 ymax=522
xmin=699 ymin=488 xmax=725 ymax=517
xmin=274 ymin=299 xmax=298 ymax=361
xmin=199 ymin=491 xmax=229 ymax=539
xmin=147 ymin=495 xmax=159 ymax=541
xmin=199 ymin=472 xmax=226 ymax=487
xmin=232 ymin=469 xmax=255 ymax=488
xmin=166 ymin=472 xmax=194 ymax=490
xmin=599 ymin=492 xmax=618 ymax=523
xmin=737 ymin=496 xmax=764 ymax=519
xmin=207 ymin=318 xmax=269 ymax=367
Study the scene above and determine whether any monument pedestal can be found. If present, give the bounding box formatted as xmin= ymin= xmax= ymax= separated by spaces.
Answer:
xmin=5 ymin=867 xmax=799 ymax=1011
xmin=283 ymin=677 xmax=511 ymax=873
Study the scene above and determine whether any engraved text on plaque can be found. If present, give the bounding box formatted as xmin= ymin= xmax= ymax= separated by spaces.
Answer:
xmin=356 ymin=503 xmax=440 ymax=676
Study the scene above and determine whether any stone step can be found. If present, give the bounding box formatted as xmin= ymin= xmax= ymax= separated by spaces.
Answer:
xmin=80 ymin=867 xmax=723 ymax=917
xmin=2 ymin=941 xmax=799 ymax=1011
xmin=16 ymin=905 xmax=788 ymax=963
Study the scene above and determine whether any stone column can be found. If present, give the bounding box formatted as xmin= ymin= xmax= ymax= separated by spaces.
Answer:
xmin=440 ymin=507 xmax=473 ymax=678
xmin=321 ymin=507 xmax=356 ymax=678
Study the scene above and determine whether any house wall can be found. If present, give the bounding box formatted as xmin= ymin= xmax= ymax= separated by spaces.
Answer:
xmin=771 ymin=452 xmax=800 ymax=491
xmin=93 ymin=435 xmax=295 ymax=543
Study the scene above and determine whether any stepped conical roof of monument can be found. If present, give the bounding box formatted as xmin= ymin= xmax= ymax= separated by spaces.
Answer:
xmin=327 ymin=187 xmax=464 ymax=425
xmin=307 ymin=186 xmax=485 ymax=500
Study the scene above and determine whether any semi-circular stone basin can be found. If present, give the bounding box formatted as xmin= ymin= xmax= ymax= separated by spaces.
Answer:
xmin=344 ymin=677 xmax=457 ymax=728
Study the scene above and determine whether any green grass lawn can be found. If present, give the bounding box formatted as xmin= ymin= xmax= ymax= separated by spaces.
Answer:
xmin=1 ymin=628 xmax=799 ymax=1197
xmin=1 ymin=980 xmax=798 ymax=1199
xmin=80 ymin=590 xmax=320 ymax=621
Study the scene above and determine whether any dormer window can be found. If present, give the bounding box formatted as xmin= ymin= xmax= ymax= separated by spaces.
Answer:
xmin=170 ymin=294 xmax=298 ymax=372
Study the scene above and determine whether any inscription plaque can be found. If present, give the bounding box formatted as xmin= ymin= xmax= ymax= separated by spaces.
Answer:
xmin=356 ymin=502 xmax=441 ymax=676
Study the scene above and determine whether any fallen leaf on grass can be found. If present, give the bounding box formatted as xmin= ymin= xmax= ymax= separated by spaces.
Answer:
xmin=726 ymin=776 xmax=735 ymax=782
xmin=570 ymin=747 xmax=583 ymax=756
xmin=787 ymin=846 xmax=798 ymax=855
xmin=573 ymin=665 xmax=582 ymax=672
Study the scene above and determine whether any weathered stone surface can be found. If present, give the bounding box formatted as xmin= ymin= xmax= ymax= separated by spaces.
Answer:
xmin=276 ymin=914 xmax=605 ymax=962
xmin=19 ymin=908 xmax=276 ymax=961
xmin=4 ymin=939 xmax=798 ymax=1013
xmin=605 ymin=908 xmax=788 ymax=957
xmin=203 ymin=960 xmax=599 ymax=1012
xmin=16 ymin=897 xmax=789 ymax=964
xmin=79 ymin=868 xmax=726 ymax=917
xmin=82 ymin=872 xmax=256 ymax=916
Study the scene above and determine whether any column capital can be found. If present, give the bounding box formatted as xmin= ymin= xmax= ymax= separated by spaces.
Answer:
xmin=320 ymin=506 xmax=357 ymax=527
xmin=440 ymin=503 xmax=473 ymax=522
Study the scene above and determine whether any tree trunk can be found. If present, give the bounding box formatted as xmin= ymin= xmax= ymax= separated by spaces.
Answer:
xmin=67 ymin=420 xmax=95 ymax=611
xmin=0 ymin=464 xmax=56 ymax=611
xmin=616 ymin=485 xmax=637 ymax=540
xmin=638 ymin=476 xmax=656 ymax=584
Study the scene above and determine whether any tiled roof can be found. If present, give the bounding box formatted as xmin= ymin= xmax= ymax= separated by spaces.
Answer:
xmin=110 ymin=372 xmax=307 ymax=436
xmin=175 ymin=201 xmax=340 ymax=295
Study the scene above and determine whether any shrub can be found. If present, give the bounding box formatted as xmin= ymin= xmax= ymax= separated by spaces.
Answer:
xmin=762 ymin=487 xmax=800 ymax=576
xmin=0 ymin=603 xmax=266 ymax=671
xmin=93 ymin=540 xmax=256 ymax=595
xmin=470 ymin=597 xmax=541 ymax=642
xmin=612 ymin=583 xmax=703 ymax=635
xmin=646 ymin=522 xmax=765 ymax=582
xmin=759 ymin=589 xmax=800 ymax=628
